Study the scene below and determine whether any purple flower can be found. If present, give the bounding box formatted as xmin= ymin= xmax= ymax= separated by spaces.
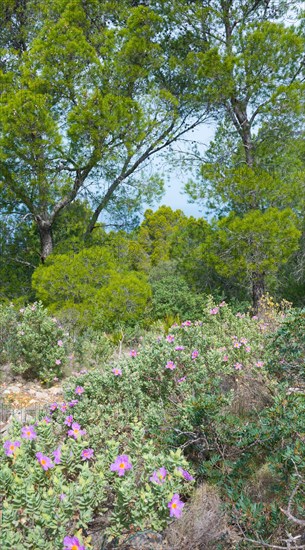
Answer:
xmin=209 ymin=307 xmax=219 ymax=315
xmin=50 ymin=402 xmax=58 ymax=412
xmin=112 ymin=368 xmax=122 ymax=376
xmin=64 ymin=415 xmax=74 ymax=426
xmin=68 ymin=399 xmax=79 ymax=407
xmin=60 ymin=493 xmax=66 ymax=501
xmin=177 ymin=376 xmax=186 ymax=383
xmin=57 ymin=340 xmax=63 ymax=347
xmin=55 ymin=359 xmax=61 ymax=365
xmin=166 ymin=334 xmax=175 ymax=343
xmin=165 ymin=360 xmax=176 ymax=370
xmin=129 ymin=349 xmax=137 ymax=357
xmin=110 ymin=454 xmax=132 ymax=476
xmin=191 ymin=350 xmax=199 ymax=359
xmin=149 ymin=467 xmax=167 ymax=484
xmin=42 ymin=416 xmax=51 ymax=424
xmin=61 ymin=403 xmax=68 ymax=413
xmin=181 ymin=320 xmax=192 ymax=327
xmin=79 ymin=369 xmax=88 ymax=374
xmin=53 ymin=447 xmax=62 ymax=464
xmin=21 ymin=425 xmax=37 ymax=440
xmin=75 ymin=386 xmax=84 ymax=395
xmin=36 ymin=452 xmax=54 ymax=471
xmin=175 ymin=346 xmax=185 ymax=351
xmin=3 ymin=440 xmax=21 ymax=456
xmin=256 ymin=361 xmax=264 ymax=368
xmin=68 ymin=422 xmax=86 ymax=439
xmin=168 ymin=493 xmax=185 ymax=518
xmin=63 ymin=536 xmax=85 ymax=550
xmin=177 ymin=467 xmax=194 ymax=481
xmin=81 ymin=448 xmax=94 ymax=461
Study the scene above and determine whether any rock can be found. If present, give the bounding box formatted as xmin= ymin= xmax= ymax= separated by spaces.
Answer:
xmin=3 ymin=386 xmax=21 ymax=394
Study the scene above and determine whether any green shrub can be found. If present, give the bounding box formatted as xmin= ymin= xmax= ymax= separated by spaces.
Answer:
xmin=8 ymin=302 xmax=67 ymax=384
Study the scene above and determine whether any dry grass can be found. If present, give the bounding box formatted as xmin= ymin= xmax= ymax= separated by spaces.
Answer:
xmin=164 ymin=483 xmax=240 ymax=550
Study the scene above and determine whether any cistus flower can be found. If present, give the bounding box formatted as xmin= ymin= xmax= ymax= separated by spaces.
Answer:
xmin=110 ymin=454 xmax=132 ymax=476
xmin=42 ymin=416 xmax=51 ymax=424
xmin=3 ymin=440 xmax=21 ymax=456
xmin=75 ymin=386 xmax=84 ymax=395
xmin=165 ymin=360 xmax=176 ymax=370
xmin=223 ymin=355 xmax=229 ymax=362
xmin=175 ymin=346 xmax=185 ymax=351
xmin=233 ymin=341 xmax=241 ymax=348
xmin=177 ymin=376 xmax=186 ymax=383
xmin=112 ymin=368 xmax=122 ymax=376
xmin=68 ymin=399 xmax=79 ymax=407
xmin=191 ymin=350 xmax=199 ymax=359
xmin=21 ymin=425 xmax=37 ymax=440
xmin=55 ymin=359 xmax=61 ymax=365
xmin=61 ymin=403 xmax=68 ymax=413
xmin=63 ymin=535 xmax=85 ymax=550
xmin=36 ymin=452 xmax=54 ymax=471
xmin=168 ymin=494 xmax=185 ymax=518
xmin=166 ymin=334 xmax=175 ymax=343
xmin=68 ymin=422 xmax=86 ymax=439
xmin=129 ymin=349 xmax=137 ymax=357
xmin=256 ymin=361 xmax=264 ymax=368
xmin=209 ymin=307 xmax=219 ymax=314
xmin=234 ymin=362 xmax=243 ymax=370
xmin=177 ymin=467 xmax=194 ymax=481
xmin=57 ymin=340 xmax=63 ymax=347
xmin=50 ymin=402 xmax=58 ymax=412
xmin=64 ymin=415 xmax=74 ymax=426
xmin=60 ymin=493 xmax=66 ymax=501
xmin=181 ymin=320 xmax=192 ymax=327
xmin=149 ymin=467 xmax=167 ymax=484
xmin=81 ymin=448 xmax=94 ymax=461
xmin=53 ymin=447 xmax=62 ymax=464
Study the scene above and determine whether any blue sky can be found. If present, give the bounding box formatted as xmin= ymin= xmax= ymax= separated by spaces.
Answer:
xmin=153 ymin=122 xmax=215 ymax=218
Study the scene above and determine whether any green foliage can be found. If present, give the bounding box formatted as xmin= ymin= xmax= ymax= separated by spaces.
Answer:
xmin=267 ymin=308 xmax=305 ymax=384
xmin=32 ymin=246 xmax=152 ymax=331
xmin=3 ymin=302 xmax=67 ymax=384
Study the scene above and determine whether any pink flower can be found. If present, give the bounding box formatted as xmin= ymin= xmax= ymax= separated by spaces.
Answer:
xmin=21 ymin=425 xmax=37 ymax=440
xmin=219 ymin=301 xmax=226 ymax=307
xmin=63 ymin=536 xmax=85 ymax=550
xmin=129 ymin=349 xmax=137 ymax=357
xmin=177 ymin=467 xmax=194 ymax=481
xmin=36 ymin=452 xmax=54 ymax=471
xmin=168 ymin=494 xmax=184 ymax=518
xmin=110 ymin=454 xmax=132 ymax=476
xmin=3 ymin=440 xmax=21 ymax=456
xmin=81 ymin=448 xmax=94 ymax=461
xmin=234 ymin=362 xmax=243 ymax=370
xmin=166 ymin=334 xmax=175 ymax=343
xmin=55 ymin=359 xmax=61 ymax=365
xmin=223 ymin=355 xmax=229 ymax=362
xmin=191 ymin=350 xmax=199 ymax=359
xmin=209 ymin=307 xmax=219 ymax=314
xmin=233 ymin=341 xmax=241 ymax=348
xmin=165 ymin=361 xmax=176 ymax=370
xmin=75 ymin=386 xmax=84 ymax=395
xmin=112 ymin=368 xmax=122 ymax=376
xmin=150 ymin=467 xmax=167 ymax=484
xmin=256 ymin=361 xmax=264 ymax=368
xmin=42 ymin=416 xmax=51 ymax=424
xmin=240 ymin=338 xmax=248 ymax=344
xmin=68 ymin=422 xmax=86 ymax=439
xmin=53 ymin=447 xmax=61 ymax=464
xmin=68 ymin=399 xmax=79 ymax=407
xmin=64 ymin=415 xmax=74 ymax=426
xmin=181 ymin=320 xmax=192 ymax=327
xmin=177 ymin=376 xmax=186 ymax=383
xmin=175 ymin=346 xmax=185 ymax=351
xmin=57 ymin=340 xmax=63 ymax=347
xmin=61 ymin=403 xmax=68 ymax=413
xmin=245 ymin=346 xmax=251 ymax=353
xmin=50 ymin=402 xmax=58 ymax=412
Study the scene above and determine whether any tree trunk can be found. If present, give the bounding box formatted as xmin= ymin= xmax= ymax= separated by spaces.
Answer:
xmin=252 ymin=271 xmax=265 ymax=314
xmin=37 ymin=219 xmax=53 ymax=263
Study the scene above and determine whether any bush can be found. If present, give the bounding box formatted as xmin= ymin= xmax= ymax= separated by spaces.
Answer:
xmin=8 ymin=302 xmax=67 ymax=384
xmin=267 ymin=308 xmax=305 ymax=384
